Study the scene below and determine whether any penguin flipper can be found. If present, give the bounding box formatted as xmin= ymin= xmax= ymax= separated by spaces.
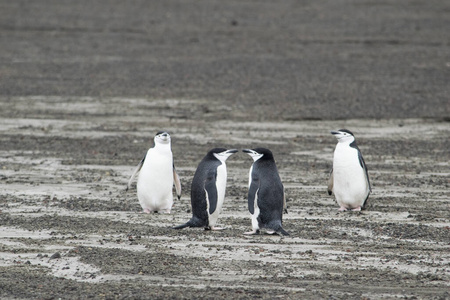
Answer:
xmin=356 ymin=149 xmax=371 ymax=209
xmin=205 ymin=169 xmax=218 ymax=215
xmin=283 ymin=190 xmax=288 ymax=214
xmin=126 ymin=155 xmax=146 ymax=191
xmin=359 ymin=153 xmax=371 ymax=193
xmin=353 ymin=145 xmax=371 ymax=193
xmin=327 ymin=168 xmax=333 ymax=195
xmin=173 ymin=164 xmax=181 ymax=200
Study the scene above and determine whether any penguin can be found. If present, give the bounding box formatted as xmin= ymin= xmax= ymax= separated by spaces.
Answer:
xmin=242 ymin=148 xmax=289 ymax=236
xmin=173 ymin=148 xmax=238 ymax=230
xmin=328 ymin=129 xmax=371 ymax=211
xmin=126 ymin=131 xmax=181 ymax=213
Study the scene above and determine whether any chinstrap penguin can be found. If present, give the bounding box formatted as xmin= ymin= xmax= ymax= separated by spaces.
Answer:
xmin=173 ymin=148 xmax=238 ymax=230
xmin=243 ymin=148 xmax=289 ymax=236
xmin=328 ymin=129 xmax=371 ymax=211
xmin=126 ymin=131 xmax=181 ymax=213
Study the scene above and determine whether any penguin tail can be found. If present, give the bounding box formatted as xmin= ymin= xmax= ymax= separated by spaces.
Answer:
xmin=267 ymin=221 xmax=289 ymax=236
xmin=172 ymin=216 xmax=206 ymax=230
xmin=277 ymin=227 xmax=290 ymax=236
xmin=172 ymin=222 xmax=191 ymax=230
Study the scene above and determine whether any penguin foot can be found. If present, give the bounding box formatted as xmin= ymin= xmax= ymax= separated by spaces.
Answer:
xmin=243 ymin=229 xmax=260 ymax=235
xmin=211 ymin=226 xmax=225 ymax=231
xmin=351 ymin=206 xmax=361 ymax=211
xmin=142 ymin=208 xmax=151 ymax=214
xmin=204 ymin=226 xmax=225 ymax=231
xmin=338 ymin=206 xmax=348 ymax=212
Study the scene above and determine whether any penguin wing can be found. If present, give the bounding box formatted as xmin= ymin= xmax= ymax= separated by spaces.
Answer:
xmin=327 ymin=168 xmax=333 ymax=195
xmin=357 ymin=151 xmax=372 ymax=193
xmin=205 ymin=169 xmax=218 ymax=215
xmin=126 ymin=155 xmax=146 ymax=191
xmin=173 ymin=164 xmax=181 ymax=200
xmin=248 ymin=173 xmax=259 ymax=215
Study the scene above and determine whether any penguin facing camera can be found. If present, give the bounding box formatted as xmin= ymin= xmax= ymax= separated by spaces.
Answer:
xmin=243 ymin=148 xmax=289 ymax=236
xmin=126 ymin=131 xmax=181 ymax=214
xmin=328 ymin=129 xmax=371 ymax=211
xmin=173 ymin=148 xmax=238 ymax=230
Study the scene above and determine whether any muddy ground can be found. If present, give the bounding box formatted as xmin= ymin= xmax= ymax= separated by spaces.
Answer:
xmin=1 ymin=1 xmax=450 ymax=299
xmin=1 ymin=98 xmax=449 ymax=299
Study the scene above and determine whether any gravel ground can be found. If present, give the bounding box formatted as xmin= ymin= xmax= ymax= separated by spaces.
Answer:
xmin=1 ymin=1 xmax=449 ymax=299
xmin=1 ymin=97 xmax=449 ymax=299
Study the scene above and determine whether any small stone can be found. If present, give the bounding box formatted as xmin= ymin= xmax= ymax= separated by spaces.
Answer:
xmin=50 ymin=252 xmax=61 ymax=260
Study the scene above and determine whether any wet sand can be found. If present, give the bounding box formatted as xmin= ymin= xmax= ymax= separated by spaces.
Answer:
xmin=1 ymin=1 xmax=450 ymax=299
xmin=1 ymin=97 xmax=449 ymax=299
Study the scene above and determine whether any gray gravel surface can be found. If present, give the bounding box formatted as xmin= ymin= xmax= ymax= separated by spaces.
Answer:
xmin=1 ymin=1 xmax=449 ymax=299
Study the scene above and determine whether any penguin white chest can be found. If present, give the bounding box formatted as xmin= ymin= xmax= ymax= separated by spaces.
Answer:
xmin=207 ymin=162 xmax=227 ymax=227
xmin=248 ymin=165 xmax=260 ymax=230
xmin=137 ymin=147 xmax=174 ymax=212
xmin=215 ymin=162 xmax=227 ymax=206
xmin=333 ymin=144 xmax=368 ymax=208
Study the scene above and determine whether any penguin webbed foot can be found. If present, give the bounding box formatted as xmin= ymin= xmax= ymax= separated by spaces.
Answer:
xmin=338 ymin=206 xmax=362 ymax=212
xmin=204 ymin=226 xmax=225 ymax=231
xmin=243 ymin=229 xmax=260 ymax=235
xmin=212 ymin=226 xmax=225 ymax=231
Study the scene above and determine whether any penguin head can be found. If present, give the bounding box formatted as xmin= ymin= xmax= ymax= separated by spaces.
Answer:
xmin=243 ymin=148 xmax=273 ymax=162
xmin=331 ymin=129 xmax=355 ymax=143
xmin=154 ymin=131 xmax=171 ymax=145
xmin=210 ymin=148 xmax=238 ymax=162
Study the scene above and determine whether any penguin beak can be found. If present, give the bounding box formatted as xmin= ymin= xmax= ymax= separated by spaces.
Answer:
xmin=226 ymin=149 xmax=238 ymax=154
xmin=242 ymin=149 xmax=258 ymax=156
xmin=243 ymin=149 xmax=263 ymax=161
xmin=330 ymin=131 xmax=340 ymax=135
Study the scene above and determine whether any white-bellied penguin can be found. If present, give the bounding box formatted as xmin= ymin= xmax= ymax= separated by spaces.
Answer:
xmin=126 ymin=131 xmax=181 ymax=213
xmin=173 ymin=148 xmax=238 ymax=230
xmin=243 ymin=148 xmax=289 ymax=236
xmin=328 ymin=129 xmax=371 ymax=211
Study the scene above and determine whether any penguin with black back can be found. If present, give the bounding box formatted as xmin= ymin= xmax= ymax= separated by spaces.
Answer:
xmin=173 ymin=148 xmax=238 ymax=230
xmin=243 ymin=148 xmax=289 ymax=236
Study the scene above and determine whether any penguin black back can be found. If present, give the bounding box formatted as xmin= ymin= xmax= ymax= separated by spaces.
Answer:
xmin=190 ymin=148 xmax=224 ymax=217
xmin=244 ymin=148 xmax=288 ymax=236
xmin=173 ymin=148 xmax=237 ymax=230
